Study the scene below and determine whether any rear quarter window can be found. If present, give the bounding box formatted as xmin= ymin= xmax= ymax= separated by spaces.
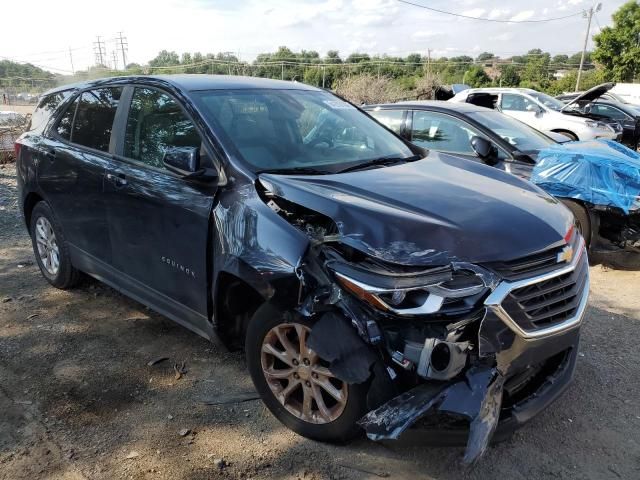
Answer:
xmin=29 ymin=90 xmax=73 ymax=132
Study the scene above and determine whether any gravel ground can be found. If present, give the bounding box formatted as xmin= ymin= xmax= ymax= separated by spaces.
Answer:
xmin=1 ymin=162 xmax=639 ymax=480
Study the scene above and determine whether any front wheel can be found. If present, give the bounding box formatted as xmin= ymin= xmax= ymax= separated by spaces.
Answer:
xmin=29 ymin=201 xmax=81 ymax=289
xmin=561 ymin=199 xmax=591 ymax=247
xmin=245 ymin=304 xmax=370 ymax=442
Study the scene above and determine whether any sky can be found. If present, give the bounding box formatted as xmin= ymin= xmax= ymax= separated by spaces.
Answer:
xmin=1 ymin=0 xmax=629 ymax=74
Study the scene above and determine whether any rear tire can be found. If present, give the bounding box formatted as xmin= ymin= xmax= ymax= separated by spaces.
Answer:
xmin=561 ymin=199 xmax=591 ymax=247
xmin=245 ymin=303 xmax=370 ymax=443
xmin=29 ymin=201 xmax=81 ymax=289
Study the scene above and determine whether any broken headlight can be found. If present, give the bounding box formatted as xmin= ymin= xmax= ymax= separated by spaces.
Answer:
xmin=334 ymin=269 xmax=487 ymax=316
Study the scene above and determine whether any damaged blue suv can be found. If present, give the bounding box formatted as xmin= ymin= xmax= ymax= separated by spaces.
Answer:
xmin=16 ymin=75 xmax=589 ymax=464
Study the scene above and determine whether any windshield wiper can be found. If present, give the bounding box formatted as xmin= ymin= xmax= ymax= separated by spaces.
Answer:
xmin=337 ymin=154 xmax=421 ymax=174
xmin=257 ymin=166 xmax=334 ymax=175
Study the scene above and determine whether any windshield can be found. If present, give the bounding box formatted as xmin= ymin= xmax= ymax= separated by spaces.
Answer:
xmin=527 ymin=91 xmax=566 ymax=111
xmin=193 ymin=89 xmax=414 ymax=173
xmin=467 ymin=111 xmax=556 ymax=151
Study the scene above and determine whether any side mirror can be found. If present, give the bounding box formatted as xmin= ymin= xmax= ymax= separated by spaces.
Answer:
xmin=525 ymin=104 xmax=544 ymax=116
xmin=470 ymin=136 xmax=499 ymax=166
xmin=163 ymin=146 xmax=217 ymax=181
xmin=163 ymin=146 xmax=200 ymax=174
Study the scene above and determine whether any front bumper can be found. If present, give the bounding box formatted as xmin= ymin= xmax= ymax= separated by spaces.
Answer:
xmin=359 ymin=242 xmax=590 ymax=464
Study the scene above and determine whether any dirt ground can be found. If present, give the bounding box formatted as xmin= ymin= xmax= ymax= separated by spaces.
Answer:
xmin=1 ymin=162 xmax=639 ymax=480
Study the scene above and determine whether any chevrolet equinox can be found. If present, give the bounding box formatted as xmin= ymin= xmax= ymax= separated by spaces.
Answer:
xmin=16 ymin=75 xmax=590 ymax=464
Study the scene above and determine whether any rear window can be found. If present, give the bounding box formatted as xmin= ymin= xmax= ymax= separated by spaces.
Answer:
xmin=30 ymin=90 xmax=73 ymax=132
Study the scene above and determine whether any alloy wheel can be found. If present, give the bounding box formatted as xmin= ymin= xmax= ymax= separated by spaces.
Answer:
xmin=35 ymin=216 xmax=60 ymax=276
xmin=260 ymin=322 xmax=348 ymax=424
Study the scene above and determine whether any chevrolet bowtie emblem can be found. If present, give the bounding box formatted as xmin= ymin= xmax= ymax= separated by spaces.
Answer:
xmin=557 ymin=245 xmax=574 ymax=264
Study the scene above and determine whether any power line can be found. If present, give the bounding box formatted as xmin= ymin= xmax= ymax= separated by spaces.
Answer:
xmin=395 ymin=0 xmax=584 ymax=23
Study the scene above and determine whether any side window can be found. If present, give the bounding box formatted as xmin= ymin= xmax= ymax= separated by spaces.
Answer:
xmin=55 ymin=96 xmax=79 ymax=140
xmin=500 ymin=94 xmax=533 ymax=112
xmin=124 ymin=88 xmax=202 ymax=169
xmin=72 ymin=87 xmax=122 ymax=151
xmin=590 ymin=104 xmax=629 ymax=121
xmin=30 ymin=90 xmax=73 ymax=132
xmin=411 ymin=111 xmax=478 ymax=155
xmin=411 ymin=110 xmax=508 ymax=159
xmin=368 ymin=109 xmax=405 ymax=135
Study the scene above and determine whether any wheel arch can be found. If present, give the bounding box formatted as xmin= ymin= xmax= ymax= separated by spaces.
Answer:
xmin=550 ymin=129 xmax=579 ymax=141
xmin=23 ymin=192 xmax=45 ymax=230
xmin=214 ymin=270 xmax=268 ymax=350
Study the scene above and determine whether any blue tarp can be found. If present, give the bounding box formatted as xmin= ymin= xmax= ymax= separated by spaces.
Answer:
xmin=531 ymin=139 xmax=640 ymax=214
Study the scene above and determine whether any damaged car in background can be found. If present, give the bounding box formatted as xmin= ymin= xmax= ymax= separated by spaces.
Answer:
xmin=366 ymin=101 xmax=640 ymax=270
xmin=16 ymin=75 xmax=589 ymax=465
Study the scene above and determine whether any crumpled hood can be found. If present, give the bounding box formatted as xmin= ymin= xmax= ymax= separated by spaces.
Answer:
xmin=531 ymin=139 xmax=640 ymax=214
xmin=260 ymin=151 xmax=573 ymax=266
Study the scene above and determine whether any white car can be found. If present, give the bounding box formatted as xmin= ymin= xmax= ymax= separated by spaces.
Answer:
xmin=449 ymin=87 xmax=618 ymax=141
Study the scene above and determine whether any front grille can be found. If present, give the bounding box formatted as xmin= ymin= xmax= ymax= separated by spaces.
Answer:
xmin=500 ymin=251 xmax=588 ymax=331
xmin=486 ymin=244 xmax=566 ymax=281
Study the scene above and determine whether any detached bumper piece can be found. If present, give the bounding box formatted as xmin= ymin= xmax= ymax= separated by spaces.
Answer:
xmin=359 ymin=366 xmax=504 ymax=466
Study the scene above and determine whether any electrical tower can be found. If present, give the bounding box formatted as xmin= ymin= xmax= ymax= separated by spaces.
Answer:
xmin=117 ymin=32 xmax=128 ymax=70
xmin=112 ymin=51 xmax=119 ymax=70
xmin=93 ymin=36 xmax=106 ymax=66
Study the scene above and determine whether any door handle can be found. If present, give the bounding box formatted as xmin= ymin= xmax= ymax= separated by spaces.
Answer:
xmin=106 ymin=172 xmax=128 ymax=186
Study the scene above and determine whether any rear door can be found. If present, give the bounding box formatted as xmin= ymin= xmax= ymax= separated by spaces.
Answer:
xmin=103 ymin=85 xmax=218 ymax=335
xmin=36 ymin=87 xmax=122 ymax=268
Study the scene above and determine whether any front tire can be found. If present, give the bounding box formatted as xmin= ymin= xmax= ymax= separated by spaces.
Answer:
xmin=245 ymin=304 xmax=369 ymax=442
xmin=561 ymin=199 xmax=591 ymax=247
xmin=29 ymin=201 xmax=81 ymax=289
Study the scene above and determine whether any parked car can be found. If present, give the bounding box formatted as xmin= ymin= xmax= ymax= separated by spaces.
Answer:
xmin=556 ymin=83 xmax=640 ymax=150
xmin=450 ymin=87 xmax=619 ymax=142
xmin=16 ymin=75 xmax=589 ymax=464
xmin=556 ymin=90 xmax=631 ymax=105
xmin=610 ymin=83 xmax=640 ymax=106
xmin=365 ymin=101 xmax=640 ymax=269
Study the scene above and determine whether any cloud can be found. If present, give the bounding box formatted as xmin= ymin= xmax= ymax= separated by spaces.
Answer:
xmin=462 ymin=8 xmax=486 ymax=17
xmin=510 ymin=10 xmax=535 ymax=21
xmin=488 ymin=8 xmax=510 ymax=19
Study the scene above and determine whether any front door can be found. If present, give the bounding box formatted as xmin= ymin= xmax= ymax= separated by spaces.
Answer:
xmin=499 ymin=93 xmax=544 ymax=130
xmin=102 ymin=86 xmax=218 ymax=336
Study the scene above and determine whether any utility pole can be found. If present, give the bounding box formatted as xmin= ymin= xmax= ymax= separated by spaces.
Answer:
xmin=281 ymin=62 xmax=284 ymax=80
xmin=111 ymin=51 xmax=119 ymax=70
xmin=93 ymin=36 xmax=106 ymax=67
xmin=427 ymin=48 xmax=431 ymax=78
xmin=322 ymin=65 xmax=326 ymax=88
xmin=69 ymin=47 xmax=75 ymax=75
xmin=117 ymin=32 xmax=128 ymax=70
xmin=575 ymin=3 xmax=601 ymax=91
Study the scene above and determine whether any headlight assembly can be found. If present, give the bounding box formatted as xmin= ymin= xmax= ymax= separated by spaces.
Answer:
xmin=334 ymin=269 xmax=487 ymax=316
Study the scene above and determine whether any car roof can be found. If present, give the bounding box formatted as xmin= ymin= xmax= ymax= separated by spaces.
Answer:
xmin=365 ymin=100 xmax=494 ymax=114
xmin=458 ymin=87 xmax=537 ymax=95
xmin=40 ymin=74 xmax=320 ymax=97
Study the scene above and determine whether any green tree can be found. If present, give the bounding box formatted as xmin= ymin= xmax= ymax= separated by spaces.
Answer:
xmin=149 ymin=50 xmax=180 ymax=68
xmin=593 ymin=0 xmax=640 ymax=81
xmin=324 ymin=50 xmax=342 ymax=63
xmin=499 ymin=64 xmax=521 ymax=87
xmin=551 ymin=54 xmax=569 ymax=65
xmin=476 ymin=52 xmax=494 ymax=62
xmin=463 ymin=66 xmax=491 ymax=87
